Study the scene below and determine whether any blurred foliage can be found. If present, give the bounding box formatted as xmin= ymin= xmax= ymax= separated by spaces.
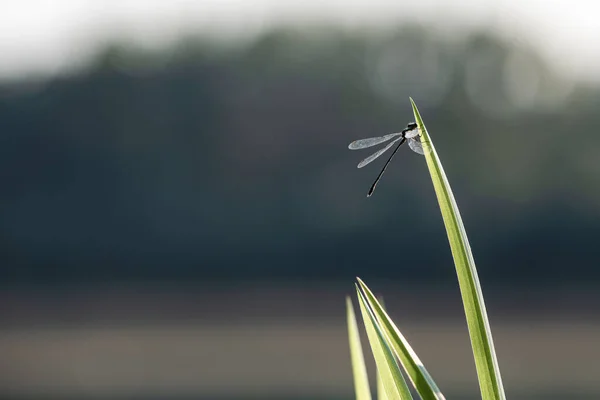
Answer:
xmin=1 ymin=25 xmax=599 ymax=285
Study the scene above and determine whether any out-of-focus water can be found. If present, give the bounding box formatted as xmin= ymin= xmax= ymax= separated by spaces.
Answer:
xmin=1 ymin=284 xmax=599 ymax=400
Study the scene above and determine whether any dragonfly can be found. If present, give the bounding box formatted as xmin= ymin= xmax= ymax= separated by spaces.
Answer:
xmin=348 ymin=122 xmax=424 ymax=197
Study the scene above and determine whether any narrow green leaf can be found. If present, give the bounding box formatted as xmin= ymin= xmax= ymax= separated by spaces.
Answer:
xmin=347 ymin=296 xmax=373 ymax=400
xmin=358 ymin=278 xmax=445 ymax=400
xmin=410 ymin=98 xmax=506 ymax=400
xmin=377 ymin=368 xmax=388 ymax=400
xmin=375 ymin=297 xmax=389 ymax=400
xmin=356 ymin=286 xmax=413 ymax=400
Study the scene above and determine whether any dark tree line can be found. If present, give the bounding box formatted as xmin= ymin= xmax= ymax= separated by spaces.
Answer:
xmin=1 ymin=26 xmax=599 ymax=285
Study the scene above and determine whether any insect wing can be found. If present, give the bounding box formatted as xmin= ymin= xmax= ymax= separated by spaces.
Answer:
xmin=348 ymin=132 xmax=402 ymax=150
xmin=357 ymin=136 xmax=403 ymax=168
xmin=408 ymin=138 xmax=425 ymax=155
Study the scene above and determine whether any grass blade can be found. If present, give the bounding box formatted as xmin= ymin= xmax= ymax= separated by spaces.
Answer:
xmin=357 ymin=278 xmax=445 ymax=400
xmin=377 ymin=298 xmax=388 ymax=400
xmin=409 ymin=98 xmax=506 ymax=400
xmin=376 ymin=297 xmax=389 ymax=400
xmin=356 ymin=286 xmax=413 ymax=400
xmin=347 ymin=296 xmax=373 ymax=400
xmin=377 ymin=369 xmax=389 ymax=400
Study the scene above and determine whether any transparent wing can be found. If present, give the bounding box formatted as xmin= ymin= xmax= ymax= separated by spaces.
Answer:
xmin=404 ymin=127 xmax=420 ymax=139
xmin=357 ymin=136 xmax=403 ymax=168
xmin=408 ymin=138 xmax=425 ymax=155
xmin=348 ymin=132 xmax=402 ymax=150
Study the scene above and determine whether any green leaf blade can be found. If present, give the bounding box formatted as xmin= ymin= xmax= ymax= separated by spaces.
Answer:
xmin=409 ymin=98 xmax=506 ymax=400
xmin=347 ymin=296 xmax=373 ymax=400
xmin=377 ymin=370 xmax=389 ymax=400
xmin=356 ymin=287 xmax=413 ymax=400
xmin=357 ymin=279 xmax=445 ymax=400
xmin=376 ymin=297 xmax=389 ymax=400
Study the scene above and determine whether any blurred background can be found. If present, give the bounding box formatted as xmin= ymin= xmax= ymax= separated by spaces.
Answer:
xmin=1 ymin=1 xmax=600 ymax=399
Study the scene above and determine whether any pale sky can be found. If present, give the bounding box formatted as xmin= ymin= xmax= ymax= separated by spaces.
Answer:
xmin=1 ymin=0 xmax=600 ymax=83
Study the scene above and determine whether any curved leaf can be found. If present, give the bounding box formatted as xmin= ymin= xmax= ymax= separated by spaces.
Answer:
xmin=347 ymin=296 xmax=373 ymax=400
xmin=410 ymin=98 xmax=506 ymax=400
xmin=356 ymin=287 xmax=413 ymax=400
xmin=357 ymin=278 xmax=445 ymax=400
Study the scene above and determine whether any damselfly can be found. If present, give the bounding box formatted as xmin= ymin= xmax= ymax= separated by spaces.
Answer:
xmin=348 ymin=122 xmax=424 ymax=197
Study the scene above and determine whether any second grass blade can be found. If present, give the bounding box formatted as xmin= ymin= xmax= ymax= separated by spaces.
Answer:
xmin=356 ymin=287 xmax=413 ymax=400
xmin=347 ymin=296 xmax=372 ymax=400
xmin=357 ymin=278 xmax=445 ymax=400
